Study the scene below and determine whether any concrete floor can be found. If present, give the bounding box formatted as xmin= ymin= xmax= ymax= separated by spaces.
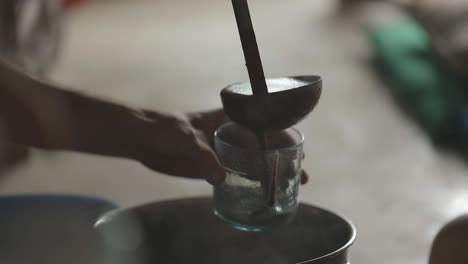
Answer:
xmin=1 ymin=0 xmax=468 ymax=263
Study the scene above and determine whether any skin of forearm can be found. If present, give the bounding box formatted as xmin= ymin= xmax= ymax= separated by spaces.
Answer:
xmin=64 ymin=90 xmax=142 ymax=159
xmin=0 ymin=59 xmax=138 ymax=159
xmin=0 ymin=60 xmax=74 ymax=149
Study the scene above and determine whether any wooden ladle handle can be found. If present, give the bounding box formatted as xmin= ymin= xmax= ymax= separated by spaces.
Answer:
xmin=231 ymin=0 xmax=269 ymax=96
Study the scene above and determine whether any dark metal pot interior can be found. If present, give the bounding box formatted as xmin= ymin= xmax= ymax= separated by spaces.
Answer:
xmin=96 ymin=197 xmax=356 ymax=264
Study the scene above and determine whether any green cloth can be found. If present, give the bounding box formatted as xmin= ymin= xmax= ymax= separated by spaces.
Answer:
xmin=369 ymin=20 xmax=468 ymax=145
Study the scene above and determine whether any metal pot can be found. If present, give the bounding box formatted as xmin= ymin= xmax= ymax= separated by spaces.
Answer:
xmin=96 ymin=197 xmax=356 ymax=264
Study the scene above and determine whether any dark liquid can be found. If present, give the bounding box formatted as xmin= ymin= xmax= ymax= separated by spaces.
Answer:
xmin=255 ymin=132 xmax=276 ymax=207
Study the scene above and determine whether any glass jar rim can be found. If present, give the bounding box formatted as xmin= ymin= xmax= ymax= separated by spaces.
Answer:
xmin=214 ymin=122 xmax=304 ymax=153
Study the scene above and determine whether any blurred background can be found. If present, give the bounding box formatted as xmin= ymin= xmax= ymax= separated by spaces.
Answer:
xmin=1 ymin=0 xmax=468 ymax=263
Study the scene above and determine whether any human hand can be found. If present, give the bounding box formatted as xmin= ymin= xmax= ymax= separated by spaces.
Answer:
xmin=128 ymin=109 xmax=227 ymax=185
xmin=129 ymin=108 xmax=308 ymax=185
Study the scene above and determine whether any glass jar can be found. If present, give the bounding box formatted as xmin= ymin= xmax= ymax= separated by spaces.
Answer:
xmin=214 ymin=122 xmax=304 ymax=231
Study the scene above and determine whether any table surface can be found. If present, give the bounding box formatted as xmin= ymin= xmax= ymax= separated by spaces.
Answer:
xmin=1 ymin=1 xmax=468 ymax=264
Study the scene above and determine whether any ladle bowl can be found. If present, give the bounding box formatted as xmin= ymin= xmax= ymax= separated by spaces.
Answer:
xmin=221 ymin=75 xmax=322 ymax=131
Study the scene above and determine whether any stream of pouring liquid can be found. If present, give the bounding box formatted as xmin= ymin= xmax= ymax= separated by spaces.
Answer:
xmin=255 ymin=132 xmax=277 ymax=207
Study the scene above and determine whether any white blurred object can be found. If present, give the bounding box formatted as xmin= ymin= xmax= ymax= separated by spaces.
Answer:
xmin=0 ymin=0 xmax=62 ymax=75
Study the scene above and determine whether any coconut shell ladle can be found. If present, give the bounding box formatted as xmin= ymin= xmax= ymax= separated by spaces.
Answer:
xmin=221 ymin=0 xmax=322 ymax=132
xmin=221 ymin=0 xmax=322 ymax=210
